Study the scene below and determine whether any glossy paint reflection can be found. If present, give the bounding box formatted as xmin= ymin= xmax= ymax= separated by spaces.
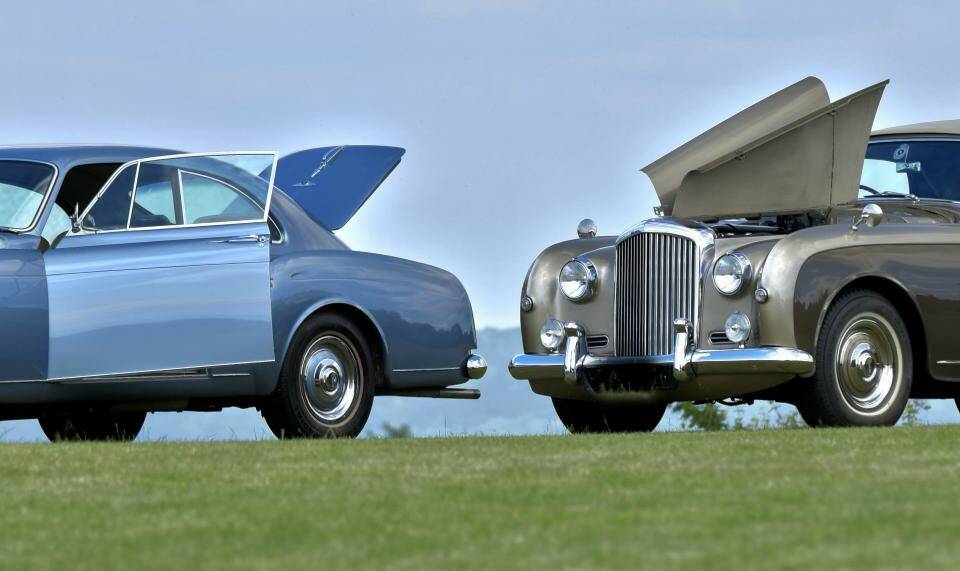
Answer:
xmin=44 ymin=222 xmax=274 ymax=379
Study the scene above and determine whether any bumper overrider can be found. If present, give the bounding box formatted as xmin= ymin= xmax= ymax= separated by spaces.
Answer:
xmin=508 ymin=319 xmax=815 ymax=386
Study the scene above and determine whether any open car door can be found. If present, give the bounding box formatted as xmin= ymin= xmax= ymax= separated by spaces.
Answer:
xmin=271 ymin=145 xmax=404 ymax=230
xmin=43 ymin=152 xmax=278 ymax=380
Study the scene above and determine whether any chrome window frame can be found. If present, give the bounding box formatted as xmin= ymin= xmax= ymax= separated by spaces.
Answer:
xmin=0 ymin=158 xmax=60 ymax=233
xmin=267 ymin=215 xmax=285 ymax=245
xmin=76 ymin=151 xmax=278 ymax=235
xmin=77 ymin=162 xmax=138 ymax=232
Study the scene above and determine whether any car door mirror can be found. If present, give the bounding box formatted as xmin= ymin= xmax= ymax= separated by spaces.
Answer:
xmin=70 ymin=203 xmax=81 ymax=233
xmin=851 ymin=203 xmax=883 ymax=232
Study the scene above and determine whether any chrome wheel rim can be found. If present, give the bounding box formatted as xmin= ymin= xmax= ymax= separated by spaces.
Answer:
xmin=834 ymin=312 xmax=902 ymax=415
xmin=299 ymin=333 xmax=361 ymax=422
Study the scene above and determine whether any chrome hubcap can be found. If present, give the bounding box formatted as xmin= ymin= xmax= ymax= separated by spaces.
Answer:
xmin=834 ymin=312 xmax=902 ymax=414
xmin=299 ymin=334 xmax=361 ymax=422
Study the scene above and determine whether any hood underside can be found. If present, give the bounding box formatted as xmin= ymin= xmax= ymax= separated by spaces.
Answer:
xmin=642 ymin=77 xmax=887 ymax=219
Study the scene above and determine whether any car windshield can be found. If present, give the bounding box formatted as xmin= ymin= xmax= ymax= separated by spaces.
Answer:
xmin=860 ymin=140 xmax=960 ymax=201
xmin=0 ymin=161 xmax=56 ymax=232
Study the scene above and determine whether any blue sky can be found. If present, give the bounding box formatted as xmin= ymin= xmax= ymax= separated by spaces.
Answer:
xmin=4 ymin=0 xmax=960 ymax=327
xmin=2 ymin=1 xmax=960 ymax=438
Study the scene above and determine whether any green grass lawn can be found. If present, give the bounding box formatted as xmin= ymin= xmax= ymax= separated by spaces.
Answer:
xmin=2 ymin=427 xmax=959 ymax=570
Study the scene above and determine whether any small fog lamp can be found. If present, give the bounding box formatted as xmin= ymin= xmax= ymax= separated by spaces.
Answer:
xmin=724 ymin=312 xmax=752 ymax=344
xmin=540 ymin=319 xmax=564 ymax=352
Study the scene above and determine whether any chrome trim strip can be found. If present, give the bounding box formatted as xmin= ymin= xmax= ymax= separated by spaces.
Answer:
xmin=46 ymin=359 xmax=274 ymax=383
xmin=177 ymin=169 xmax=187 ymax=222
xmin=616 ymin=217 xmax=715 ymax=250
xmin=392 ymin=367 xmax=460 ymax=373
xmin=0 ymin=158 xmax=60 ymax=233
xmin=869 ymin=136 xmax=960 ymax=143
xmin=126 ymin=161 xmax=141 ymax=228
xmin=936 ymin=360 xmax=960 ymax=365
xmin=86 ymin=218 xmax=272 ymax=235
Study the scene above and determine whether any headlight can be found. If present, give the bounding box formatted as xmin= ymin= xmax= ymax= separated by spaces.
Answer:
xmin=540 ymin=319 xmax=564 ymax=351
xmin=713 ymin=252 xmax=752 ymax=295
xmin=559 ymin=258 xmax=597 ymax=302
xmin=725 ymin=312 xmax=752 ymax=344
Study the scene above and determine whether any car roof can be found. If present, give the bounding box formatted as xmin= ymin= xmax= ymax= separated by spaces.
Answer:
xmin=0 ymin=144 xmax=183 ymax=170
xmin=872 ymin=120 xmax=960 ymax=138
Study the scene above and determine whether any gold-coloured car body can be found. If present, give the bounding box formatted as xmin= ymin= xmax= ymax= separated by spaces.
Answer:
xmin=510 ymin=76 xmax=960 ymax=405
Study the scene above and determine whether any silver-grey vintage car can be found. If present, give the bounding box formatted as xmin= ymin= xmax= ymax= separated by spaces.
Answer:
xmin=510 ymin=76 xmax=960 ymax=431
xmin=0 ymin=145 xmax=486 ymax=441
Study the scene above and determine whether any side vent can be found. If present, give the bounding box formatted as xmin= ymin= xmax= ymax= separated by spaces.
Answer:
xmin=586 ymin=335 xmax=609 ymax=349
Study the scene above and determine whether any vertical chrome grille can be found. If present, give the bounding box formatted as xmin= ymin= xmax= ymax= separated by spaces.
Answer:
xmin=615 ymin=232 xmax=699 ymax=356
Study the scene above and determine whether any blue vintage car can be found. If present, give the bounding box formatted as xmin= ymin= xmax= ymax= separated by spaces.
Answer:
xmin=0 ymin=145 xmax=486 ymax=440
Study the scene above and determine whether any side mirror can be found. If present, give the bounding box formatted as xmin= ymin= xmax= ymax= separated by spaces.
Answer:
xmin=70 ymin=203 xmax=81 ymax=233
xmin=851 ymin=203 xmax=883 ymax=232
xmin=577 ymin=218 xmax=597 ymax=239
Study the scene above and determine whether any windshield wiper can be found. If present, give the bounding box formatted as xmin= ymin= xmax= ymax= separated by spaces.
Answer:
xmin=859 ymin=184 xmax=918 ymax=200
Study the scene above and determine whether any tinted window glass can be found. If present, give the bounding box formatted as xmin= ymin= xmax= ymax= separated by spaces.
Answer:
xmin=862 ymin=141 xmax=960 ymax=200
xmin=0 ymin=161 xmax=55 ymax=231
xmin=181 ymin=171 xmax=264 ymax=224
xmin=79 ymin=153 xmax=273 ymax=232
xmin=83 ymin=165 xmax=135 ymax=231
xmin=42 ymin=204 xmax=72 ymax=244
xmin=131 ymin=164 xmax=177 ymax=228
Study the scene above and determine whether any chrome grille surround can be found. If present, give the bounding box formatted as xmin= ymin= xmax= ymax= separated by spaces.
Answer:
xmin=614 ymin=219 xmax=715 ymax=357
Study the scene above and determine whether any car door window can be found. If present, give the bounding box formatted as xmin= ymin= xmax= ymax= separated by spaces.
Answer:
xmin=82 ymin=164 xmax=136 ymax=231
xmin=77 ymin=153 xmax=275 ymax=233
xmin=180 ymin=171 xmax=263 ymax=224
xmin=130 ymin=163 xmax=178 ymax=228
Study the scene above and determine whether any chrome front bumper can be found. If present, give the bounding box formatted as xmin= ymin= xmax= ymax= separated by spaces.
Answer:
xmin=508 ymin=319 xmax=815 ymax=384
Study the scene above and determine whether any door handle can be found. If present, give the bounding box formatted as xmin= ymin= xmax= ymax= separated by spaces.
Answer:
xmin=213 ymin=235 xmax=268 ymax=245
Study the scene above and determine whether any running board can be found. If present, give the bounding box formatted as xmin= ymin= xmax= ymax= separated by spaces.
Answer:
xmin=377 ymin=388 xmax=481 ymax=400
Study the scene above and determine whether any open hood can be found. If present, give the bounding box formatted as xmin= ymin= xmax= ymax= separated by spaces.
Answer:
xmin=642 ymin=77 xmax=887 ymax=219
xmin=272 ymin=145 xmax=405 ymax=230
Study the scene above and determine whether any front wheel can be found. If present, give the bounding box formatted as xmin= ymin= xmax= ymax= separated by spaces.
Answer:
xmin=552 ymin=398 xmax=665 ymax=433
xmin=261 ymin=313 xmax=377 ymax=439
xmin=39 ymin=412 xmax=146 ymax=442
xmin=800 ymin=289 xmax=912 ymax=427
